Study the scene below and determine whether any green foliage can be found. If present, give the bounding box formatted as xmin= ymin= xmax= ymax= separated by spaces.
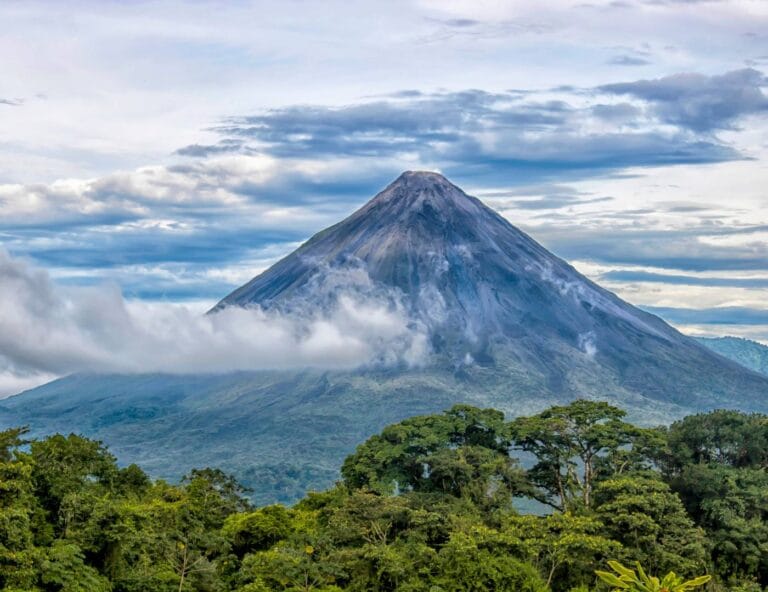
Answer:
xmin=341 ymin=405 xmax=530 ymax=510
xmin=3 ymin=403 xmax=767 ymax=591
xmin=595 ymin=560 xmax=710 ymax=592
xmin=41 ymin=540 xmax=112 ymax=592
xmin=0 ymin=444 xmax=39 ymax=589
xmin=433 ymin=530 xmax=548 ymax=592
xmin=509 ymin=400 xmax=643 ymax=511
xmin=663 ymin=410 xmax=768 ymax=471
xmin=501 ymin=512 xmax=620 ymax=590
xmin=29 ymin=433 xmax=119 ymax=537
xmin=0 ymin=425 xmax=29 ymax=461
xmin=223 ymin=505 xmax=294 ymax=557
xmin=593 ymin=473 xmax=708 ymax=577
xmin=663 ymin=410 xmax=768 ymax=586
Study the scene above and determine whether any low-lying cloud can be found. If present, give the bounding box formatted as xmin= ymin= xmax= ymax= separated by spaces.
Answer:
xmin=0 ymin=250 xmax=429 ymax=397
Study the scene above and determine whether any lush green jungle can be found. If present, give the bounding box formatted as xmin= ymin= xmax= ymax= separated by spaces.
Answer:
xmin=1 ymin=400 xmax=766 ymax=592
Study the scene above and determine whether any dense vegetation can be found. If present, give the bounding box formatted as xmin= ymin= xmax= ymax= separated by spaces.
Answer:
xmin=697 ymin=337 xmax=768 ymax=377
xmin=1 ymin=401 xmax=766 ymax=592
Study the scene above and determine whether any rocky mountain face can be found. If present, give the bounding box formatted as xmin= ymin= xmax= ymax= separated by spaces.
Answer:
xmin=214 ymin=171 xmax=768 ymax=410
xmin=3 ymin=171 xmax=767 ymax=503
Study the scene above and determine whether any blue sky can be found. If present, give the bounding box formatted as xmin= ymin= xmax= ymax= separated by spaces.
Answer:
xmin=1 ymin=0 xmax=767 ymax=353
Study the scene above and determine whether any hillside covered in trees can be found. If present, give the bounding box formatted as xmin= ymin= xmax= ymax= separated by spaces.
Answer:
xmin=1 ymin=401 xmax=767 ymax=592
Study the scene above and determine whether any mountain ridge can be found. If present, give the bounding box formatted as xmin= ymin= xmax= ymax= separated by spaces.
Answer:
xmin=211 ymin=171 xmax=766 ymax=408
xmin=697 ymin=336 xmax=768 ymax=376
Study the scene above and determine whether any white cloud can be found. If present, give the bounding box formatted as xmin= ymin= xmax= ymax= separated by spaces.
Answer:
xmin=0 ymin=249 xmax=429 ymax=397
xmin=2 ymin=0 xmax=767 ymax=184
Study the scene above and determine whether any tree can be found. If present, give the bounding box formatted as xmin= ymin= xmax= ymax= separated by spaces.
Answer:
xmin=240 ymin=543 xmax=343 ymax=592
xmin=182 ymin=468 xmax=252 ymax=528
xmin=501 ymin=512 xmax=619 ymax=590
xmin=662 ymin=410 xmax=768 ymax=586
xmin=341 ymin=405 xmax=530 ymax=509
xmin=41 ymin=540 xmax=112 ymax=592
xmin=596 ymin=560 xmax=710 ymax=592
xmin=223 ymin=505 xmax=294 ymax=558
xmin=166 ymin=540 xmax=215 ymax=592
xmin=663 ymin=410 xmax=768 ymax=473
xmin=29 ymin=433 xmax=119 ymax=536
xmin=0 ymin=429 xmax=39 ymax=590
xmin=434 ymin=530 xmax=547 ymax=592
xmin=667 ymin=461 xmax=768 ymax=584
xmin=593 ymin=473 xmax=708 ymax=577
xmin=0 ymin=425 xmax=29 ymax=461
xmin=509 ymin=400 xmax=641 ymax=511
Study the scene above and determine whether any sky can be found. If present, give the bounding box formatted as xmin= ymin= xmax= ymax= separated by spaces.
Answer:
xmin=0 ymin=0 xmax=767 ymax=392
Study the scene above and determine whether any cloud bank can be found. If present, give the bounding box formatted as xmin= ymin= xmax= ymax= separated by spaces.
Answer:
xmin=184 ymin=84 xmax=746 ymax=173
xmin=0 ymin=250 xmax=429 ymax=397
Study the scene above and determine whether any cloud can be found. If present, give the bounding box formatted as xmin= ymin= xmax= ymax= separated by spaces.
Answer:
xmin=607 ymin=55 xmax=652 ymax=66
xmin=2 ymin=65 xmax=766 ymax=328
xmin=644 ymin=306 xmax=768 ymax=325
xmin=482 ymin=184 xmax=614 ymax=210
xmin=174 ymin=140 xmax=245 ymax=157
xmin=601 ymin=68 xmax=768 ymax=131
xmin=417 ymin=16 xmax=549 ymax=43
xmin=590 ymin=102 xmax=642 ymax=121
xmin=530 ymin=222 xmax=768 ymax=272
xmin=600 ymin=270 xmax=768 ymax=288
xmin=181 ymin=86 xmax=744 ymax=181
xmin=0 ymin=250 xmax=430 ymax=397
xmin=0 ymin=154 xmax=402 ymax=231
xmin=0 ymin=155 xmax=421 ymax=305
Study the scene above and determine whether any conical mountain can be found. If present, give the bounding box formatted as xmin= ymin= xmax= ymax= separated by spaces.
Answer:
xmin=213 ymin=171 xmax=768 ymax=408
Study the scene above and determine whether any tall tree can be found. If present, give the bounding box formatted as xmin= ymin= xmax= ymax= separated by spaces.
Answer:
xmin=341 ymin=405 xmax=530 ymax=509
xmin=509 ymin=400 xmax=641 ymax=511
xmin=0 ymin=428 xmax=39 ymax=589
xmin=593 ymin=473 xmax=708 ymax=577
xmin=662 ymin=410 xmax=768 ymax=586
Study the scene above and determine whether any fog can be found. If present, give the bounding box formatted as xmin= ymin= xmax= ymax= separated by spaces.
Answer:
xmin=0 ymin=250 xmax=429 ymax=397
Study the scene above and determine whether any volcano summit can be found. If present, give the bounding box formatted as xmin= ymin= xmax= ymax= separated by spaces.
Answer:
xmin=213 ymin=171 xmax=767 ymax=409
xmin=3 ymin=171 xmax=767 ymax=502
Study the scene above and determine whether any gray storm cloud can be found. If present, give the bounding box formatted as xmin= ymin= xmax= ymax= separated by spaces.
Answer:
xmin=0 ymin=250 xmax=429 ymax=397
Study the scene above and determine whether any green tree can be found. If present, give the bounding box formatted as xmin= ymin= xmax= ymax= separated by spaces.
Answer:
xmin=509 ymin=400 xmax=642 ymax=511
xmin=434 ymin=530 xmax=547 ymax=592
xmin=29 ymin=433 xmax=119 ymax=536
xmin=341 ymin=405 xmax=530 ymax=510
xmin=0 ymin=428 xmax=39 ymax=589
xmin=662 ymin=410 xmax=768 ymax=586
xmin=663 ymin=410 xmax=768 ymax=472
xmin=596 ymin=560 xmax=710 ymax=592
xmin=501 ymin=512 xmax=619 ymax=590
xmin=41 ymin=540 xmax=112 ymax=592
xmin=223 ymin=505 xmax=294 ymax=558
xmin=240 ymin=543 xmax=343 ymax=592
xmin=0 ymin=425 xmax=30 ymax=461
xmin=668 ymin=462 xmax=768 ymax=584
xmin=593 ymin=473 xmax=708 ymax=577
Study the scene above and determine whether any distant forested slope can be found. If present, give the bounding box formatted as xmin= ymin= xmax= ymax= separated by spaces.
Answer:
xmin=697 ymin=336 xmax=768 ymax=376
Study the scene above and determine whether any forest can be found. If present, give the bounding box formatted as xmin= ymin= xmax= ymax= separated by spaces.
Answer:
xmin=1 ymin=400 xmax=766 ymax=592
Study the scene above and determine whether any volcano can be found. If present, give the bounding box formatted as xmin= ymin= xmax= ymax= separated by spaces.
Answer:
xmin=3 ymin=171 xmax=767 ymax=503
xmin=212 ymin=171 xmax=767 ymax=408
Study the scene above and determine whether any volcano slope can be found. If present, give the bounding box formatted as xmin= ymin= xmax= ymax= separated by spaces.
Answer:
xmin=3 ymin=171 xmax=767 ymax=503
